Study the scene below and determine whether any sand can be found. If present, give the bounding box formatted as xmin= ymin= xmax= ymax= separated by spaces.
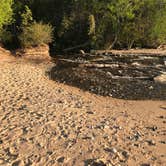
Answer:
xmin=0 ymin=56 xmax=165 ymax=166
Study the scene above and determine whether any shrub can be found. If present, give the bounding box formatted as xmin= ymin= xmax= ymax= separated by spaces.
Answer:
xmin=19 ymin=22 xmax=53 ymax=48
xmin=0 ymin=28 xmax=13 ymax=46
xmin=21 ymin=5 xmax=33 ymax=27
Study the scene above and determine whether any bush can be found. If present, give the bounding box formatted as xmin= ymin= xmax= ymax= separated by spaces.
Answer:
xmin=19 ymin=22 xmax=53 ymax=48
xmin=0 ymin=28 xmax=13 ymax=46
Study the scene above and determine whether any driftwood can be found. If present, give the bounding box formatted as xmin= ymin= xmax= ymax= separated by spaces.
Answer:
xmin=57 ymin=59 xmax=82 ymax=67
xmin=57 ymin=59 xmax=120 ymax=68
xmin=63 ymin=42 xmax=89 ymax=52
xmin=79 ymin=63 xmax=119 ymax=68
xmin=91 ymin=49 xmax=166 ymax=56
xmin=107 ymin=36 xmax=118 ymax=50
xmin=110 ymin=75 xmax=152 ymax=80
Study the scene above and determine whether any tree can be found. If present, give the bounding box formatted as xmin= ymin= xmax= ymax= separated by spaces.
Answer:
xmin=0 ymin=0 xmax=13 ymax=29
xmin=150 ymin=0 xmax=166 ymax=46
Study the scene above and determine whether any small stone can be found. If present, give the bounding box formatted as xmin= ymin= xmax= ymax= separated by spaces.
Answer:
xmin=9 ymin=146 xmax=18 ymax=156
xmin=86 ymin=111 xmax=94 ymax=114
xmin=80 ymin=50 xmax=85 ymax=55
xmin=159 ymin=141 xmax=166 ymax=144
xmin=146 ymin=140 xmax=156 ymax=146
xmin=121 ymin=151 xmax=129 ymax=159
xmin=141 ymin=164 xmax=150 ymax=166
xmin=12 ymin=160 xmax=22 ymax=166
xmin=57 ymin=156 xmax=65 ymax=163
xmin=132 ymin=62 xmax=141 ymax=66
xmin=0 ymin=139 xmax=3 ymax=144
xmin=111 ymin=147 xmax=118 ymax=154
xmin=104 ymin=125 xmax=110 ymax=129
xmin=149 ymin=86 xmax=153 ymax=90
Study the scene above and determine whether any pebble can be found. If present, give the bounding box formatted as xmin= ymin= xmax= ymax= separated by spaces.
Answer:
xmin=121 ymin=151 xmax=129 ymax=159
xmin=159 ymin=140 xmax=166 ymax=144
xmin=57 ymin=156 xmax=65 ymax=163
xmin=146 ymin=140 xmax=156 ymax=146
xmin=111 ymin=147 xmax=118 ymax=154
xmin=141 ymin=164 xmax=150 ymax=166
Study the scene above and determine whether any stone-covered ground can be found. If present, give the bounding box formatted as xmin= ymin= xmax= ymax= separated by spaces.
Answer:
xmin=0 ymin=58 xmax=166 ymax=166
xmin=50 ymin=54 xmax=166 ymax=100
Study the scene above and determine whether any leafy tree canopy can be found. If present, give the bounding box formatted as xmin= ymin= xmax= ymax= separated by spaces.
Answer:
xmin=0 ymin=0 xmax=13 ymax=29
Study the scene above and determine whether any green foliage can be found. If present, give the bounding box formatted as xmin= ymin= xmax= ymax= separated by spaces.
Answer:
xmin=2 ymin=0 xmax=166 ymax=50
xmin=21 ymin=5 xmax=33 ymax=27
xmin=19 ymin=22 xmax=53 ymax=48
xmin=0 ymin=29 xmax=13 ymax=45
xmin=0 ymin=0 xmax=13 ymax=29
xmin=150 ymin=4 xmax=166 ymax=46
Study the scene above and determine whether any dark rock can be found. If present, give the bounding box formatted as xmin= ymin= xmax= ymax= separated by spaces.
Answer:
xmin=57 ymin=156 xmax=65 ymax=163
xmin=146 ymin=140 xmax=156 ymax=146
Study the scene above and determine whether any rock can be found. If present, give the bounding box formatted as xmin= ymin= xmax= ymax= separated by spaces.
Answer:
xmin=86 ymin=111 xmax=94 ymax=114
xmin=131 ymin=62 xmax=141 ymax=66
xmin=146 ymin=126 xmax=157 ymax=131
xmin=154 ymin=74 xmax=166 ymax=84
xmin=159 ymin=115 xmax=164 ymax=119
xmin=141 ymin=164 xmax=150 ymax=166
xmin=110 ymin=147 xmax=118 ymax=154
xmin=159 ymin=140 xmax=166 ymax=144
xmin=80 ymin=50 xmax=85 ymax=55
xmin=85 ymin=159 xmax=107 ymax=166
xmin=146 ymin=140 xmax=156 ymax=146
xmin=57 ymin=156 xmax=65 ymax=163
xmin=149 ymin=86 xmax=153 ymax=90
xmin=121 ymin=151 xmax=129 ymax=159
xmin=0 ymin=139 xmax=3 ymax=144
xmin=9 ymin=146 xmax=18 ymax=155
xmin=164 ymin=58 xmax=166 ymax=66
xmin=11 ymin=160 xmax=23 ymax=166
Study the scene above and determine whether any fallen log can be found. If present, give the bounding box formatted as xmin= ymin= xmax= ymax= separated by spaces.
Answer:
xmin=57 ymin=59 xmax=82 ymax=68
xmin=110 ymin=75 xmax=152 ymax=80
xmin=79 ymin=63 xmax=119 ymax=68
xmin=63 ymin=42 xmax=89 ymax=52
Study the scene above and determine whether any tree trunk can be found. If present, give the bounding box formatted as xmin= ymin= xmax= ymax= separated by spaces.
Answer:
xmin=107 ymin=35 xmax=118 ymax=50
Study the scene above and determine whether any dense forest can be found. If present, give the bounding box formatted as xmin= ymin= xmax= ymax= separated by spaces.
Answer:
xmin=0 ymin=0 xmax=166 ymax=53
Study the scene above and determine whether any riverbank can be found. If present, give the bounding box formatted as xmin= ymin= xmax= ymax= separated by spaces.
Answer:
xmin=0 ymin=57 xmax=165 ymax=165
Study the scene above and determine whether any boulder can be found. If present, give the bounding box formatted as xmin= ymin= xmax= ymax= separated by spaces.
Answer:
xmin=154 ymin=73 xmax=166 ymax=84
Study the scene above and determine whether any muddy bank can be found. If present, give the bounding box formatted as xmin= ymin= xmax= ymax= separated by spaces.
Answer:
xmin=50 ymin=54 xmax=166 ymax=100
